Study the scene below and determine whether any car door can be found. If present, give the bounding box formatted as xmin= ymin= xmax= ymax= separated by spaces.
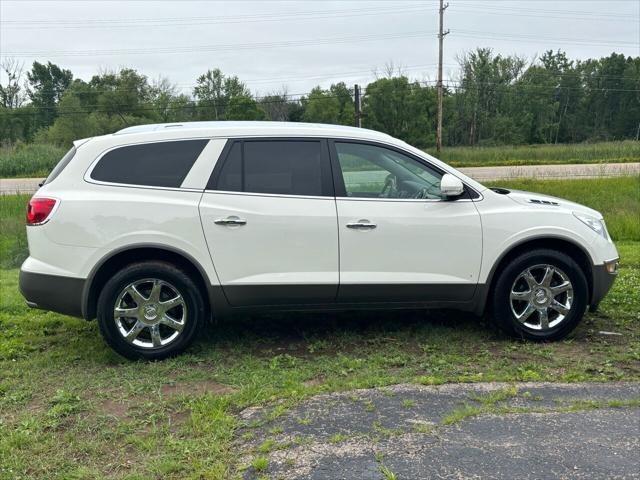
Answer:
xmin=329 ymin=140 xmax=483 ymax=303
xmin=199 ymin=138 xmax=338 ymax=306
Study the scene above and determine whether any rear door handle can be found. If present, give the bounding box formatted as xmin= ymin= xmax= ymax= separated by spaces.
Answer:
xmin=346 ymin=220 xmax=377 ymax=230
xmin=214 ymin=216 xmax=247 ymax=226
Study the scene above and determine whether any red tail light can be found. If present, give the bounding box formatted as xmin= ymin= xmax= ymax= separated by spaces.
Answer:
xmin=26 ymin=197 xmax=58 ymax=225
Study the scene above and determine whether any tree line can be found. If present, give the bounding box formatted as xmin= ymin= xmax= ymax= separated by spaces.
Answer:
xmin=1 ymin=49 xmax=638 ymax=149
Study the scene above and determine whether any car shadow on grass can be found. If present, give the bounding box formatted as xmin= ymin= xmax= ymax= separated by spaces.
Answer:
xmin=197 ymin=308 xmax=494 ymax=357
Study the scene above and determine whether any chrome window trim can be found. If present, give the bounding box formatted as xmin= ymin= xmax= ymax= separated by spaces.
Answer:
xmin=83 ymin=137 xmax=212 ymax=191
xmin=202 ymin=189 xmax=334 ymax=201
xmin=334 ymin=194 xmax=482 ymax=203
xmin=83 ymin=179 xmax=204 ymax=193
xmin=202 ymin=189 xmax=482 ymax=202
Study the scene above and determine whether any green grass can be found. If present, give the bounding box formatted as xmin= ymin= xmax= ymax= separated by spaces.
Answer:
xmin=1 ymin=178 xmax=639 ymax=478
xmin=0 ymin=194 xmax=28 ymax=269
xmin=0 ymin=144 xmax=67 ymax=179
xmin=485 ymin=176 xmax=640 ymax=241
xmin=429 ymin=140 xmax=640 ymax=167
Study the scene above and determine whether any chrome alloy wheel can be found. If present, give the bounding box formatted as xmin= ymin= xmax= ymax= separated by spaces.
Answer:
xmin=113 ymin=278 xmax=187 ymax=349
xmin=510 ymin=264 xmax=574 ymax=331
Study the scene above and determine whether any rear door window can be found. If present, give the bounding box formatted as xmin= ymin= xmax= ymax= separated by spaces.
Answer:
xmin=209 ymin=139 xmax=331 ymax=196
xmin=90 ymin=139 xmax=208 ymax=188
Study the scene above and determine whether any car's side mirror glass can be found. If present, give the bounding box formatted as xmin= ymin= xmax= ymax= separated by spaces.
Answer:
xmin=440 ymin=173 xmax=465 ymax=198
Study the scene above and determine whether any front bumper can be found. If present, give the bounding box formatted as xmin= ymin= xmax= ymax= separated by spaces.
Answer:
xmin=590 ymin=258 xmax=619 ymax=309
xmin=19 ymin=269 xmax=86 ymax=318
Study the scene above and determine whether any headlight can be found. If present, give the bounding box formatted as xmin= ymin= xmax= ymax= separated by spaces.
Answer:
xmin=573 ymin=212 xmax=609 ymax=240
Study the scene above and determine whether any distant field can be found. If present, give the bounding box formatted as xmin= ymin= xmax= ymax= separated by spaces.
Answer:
xmin=0 ymin=141 xmax=638 ymax=178
xmin=485 ymin=176 xmax=640 ymax=242
xmin=0 ymin=143 xmax=67 ymax=178
xmin=429 ymin=140 xmax=640 ymax=167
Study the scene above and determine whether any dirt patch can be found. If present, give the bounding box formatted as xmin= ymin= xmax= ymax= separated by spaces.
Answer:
xmin=98 ymin=398 xmax=129 ymax=419
xmin=303 ymin=377 xmax=324 ymax=387
xmin=161 ymin=380 xmax=238 ymax=397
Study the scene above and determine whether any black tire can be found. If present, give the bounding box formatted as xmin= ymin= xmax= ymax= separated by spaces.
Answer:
xmin=97 ymin=261 xmax=205 ymax=360
xmin=490 ymin=249 xmax=588 ymax=341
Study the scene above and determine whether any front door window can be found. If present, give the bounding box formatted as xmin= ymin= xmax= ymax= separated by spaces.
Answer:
xmin=334 ymin=142 xmax=444 ymax=200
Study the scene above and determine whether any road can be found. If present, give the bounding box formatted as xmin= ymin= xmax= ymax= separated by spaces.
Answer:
xmin=1 ymin=162 xmax=639 ymax=195
xmin=237 ymin=382 xmax=640 ymax=479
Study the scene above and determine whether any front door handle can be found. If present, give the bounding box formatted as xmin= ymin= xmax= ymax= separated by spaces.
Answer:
xmin=346 ymin=220 xmax=377 ymax=230
xmin=214 ymin=216 xmax=247 ymax=226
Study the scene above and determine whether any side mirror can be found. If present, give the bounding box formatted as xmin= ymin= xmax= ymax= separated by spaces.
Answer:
xmin=440 ymin=174 xmax=465 ymax=198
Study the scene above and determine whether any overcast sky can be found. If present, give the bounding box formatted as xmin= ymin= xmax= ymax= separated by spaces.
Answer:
xmin=1 ymin=0 xmax=638 ymax=97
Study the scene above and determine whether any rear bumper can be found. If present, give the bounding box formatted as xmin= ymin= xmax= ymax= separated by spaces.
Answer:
xmin=19 ymin=269 xmax=85 ymax=318
xmin=590 ymin=258 xmax=619 ymax=308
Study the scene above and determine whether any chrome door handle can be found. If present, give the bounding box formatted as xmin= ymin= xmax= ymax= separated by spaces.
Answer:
xmin=214 ymin=216 xmax=247 ymax=226
xmin=346 ymin=221 xmax=377 ymax=230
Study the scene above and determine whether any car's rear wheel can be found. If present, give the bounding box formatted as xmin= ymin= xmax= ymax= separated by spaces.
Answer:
xmin=491 ymin=249 xmax=588 ymax=341
xmin=97 ymin=261 xmax=205 ymax=360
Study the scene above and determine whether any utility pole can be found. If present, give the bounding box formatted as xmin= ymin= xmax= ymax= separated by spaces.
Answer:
xmin=436 ymin=0 xmax=449 ymax=153
xmin=354 ymin=84 xmax=362 ymax=128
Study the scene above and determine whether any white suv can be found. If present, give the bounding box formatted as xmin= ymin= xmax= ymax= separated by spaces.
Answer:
xmin=20 ymin=122 xmax=619 ymax=359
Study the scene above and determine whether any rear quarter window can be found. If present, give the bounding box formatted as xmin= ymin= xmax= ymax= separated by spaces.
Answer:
xmin=90 ymin=139 xmax=208 ymax=188
xmin=44 ymin=146 xmax=76 ymax=185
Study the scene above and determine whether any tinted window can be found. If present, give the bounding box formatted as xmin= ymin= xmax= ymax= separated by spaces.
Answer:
xmin=214 ymin=140 xmax=325 ymax=196
xmin=91 ymin=139 xmax=208 ymax=188
xmin=335 ymin=142 xmax=443 ymax=200
xmin=44 ymin=146 xmax=76 ymax=185
xmin=216 ymin=142 xmax=242 ymax=192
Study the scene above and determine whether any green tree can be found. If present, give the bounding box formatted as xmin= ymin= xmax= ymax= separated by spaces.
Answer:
xmin=88 ymin=68 xmax=151 ymax=119
xmin=259 ymin=89 xmax=298 ymax=121
xmin=225 ymin=96 xmax=266 ymax=120
xmin=193 ymin=68 xmax=250 ymax=120
xmin=302 ymin=87 xmax=340 ymax=124
xmin=26 ymin=61 xmax=73 ymax=129
xmin=149 ymin=77 xmax=196 ymax=122
xmin=35 ymin=92 xmax=95 ymax=145
xmin=301 ymin=82 xmax=354 ymax=126
xmin=451 ymin=48 xmax=526 ymax=145
xmin=363 ymin=77 xmax=437 ymax=148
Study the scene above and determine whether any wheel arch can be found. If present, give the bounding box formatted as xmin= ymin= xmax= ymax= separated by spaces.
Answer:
xmin=82 ymin=244 xmax=213 ymax=320
xmin=477 ymin=236 xmax=594 ymax=315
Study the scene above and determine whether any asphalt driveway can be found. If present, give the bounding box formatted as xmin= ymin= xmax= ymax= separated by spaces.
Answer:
xmin=236 ymin=382 xmax=640 ymax=479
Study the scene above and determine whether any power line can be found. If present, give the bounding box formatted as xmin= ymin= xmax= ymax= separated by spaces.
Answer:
xmin=453 ymin=30 xmax=637 ymax=47
xmin=5 ymin=29 xmax=635 ymax=60
xmin=1 ymin=5 xmax=434 ymax=29
xmin=452 ymin=5 xmax=638 ymax=23
xmin=453 ymin=2 xmax=636 ymax=20
xmin=0 ymin=4 xmax=431 ymax=25
xmin=2 ymin=30 xmax=435 ymax=58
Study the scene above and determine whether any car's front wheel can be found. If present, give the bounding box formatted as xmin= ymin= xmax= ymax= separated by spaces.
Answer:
xmin=491 ymin=249 xmax=588 ymax=341
xmin=97 ymin=261 xmax=205 ymax=360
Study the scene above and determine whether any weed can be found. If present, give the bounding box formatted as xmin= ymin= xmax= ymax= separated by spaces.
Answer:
xmin=251 ymin=456 xmax=269 ymax=472
xmin=379 ymin=464 xmax=398 ymax=480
